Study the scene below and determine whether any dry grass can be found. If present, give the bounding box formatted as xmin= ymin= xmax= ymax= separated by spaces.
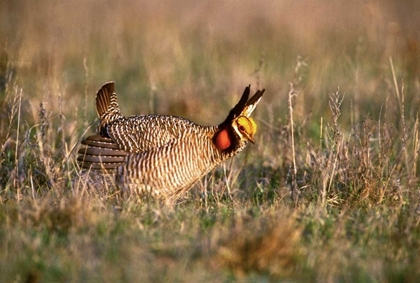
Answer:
xmin=215 ymin=210 xmax=301 ymax=279
xmin=1 ymin=0 xmax=420 ymax=282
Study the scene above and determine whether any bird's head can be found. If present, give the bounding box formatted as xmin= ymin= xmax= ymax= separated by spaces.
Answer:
xmin=214 ymin=86 xmax=264 ymax=151
xmin=232 ymin=115 xmax=257 ymax=144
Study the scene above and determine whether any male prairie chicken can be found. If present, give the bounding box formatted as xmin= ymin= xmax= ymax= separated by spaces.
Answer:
xmin=78 ymin=82 xmax=264 ymax=201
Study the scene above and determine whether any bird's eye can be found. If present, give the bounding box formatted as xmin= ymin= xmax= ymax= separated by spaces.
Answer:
xmin=239 ymin=125 xmax=245 ymax=132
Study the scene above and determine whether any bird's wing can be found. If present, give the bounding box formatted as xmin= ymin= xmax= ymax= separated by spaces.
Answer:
xmin=105 ymin=115 xmax=196 ymax=153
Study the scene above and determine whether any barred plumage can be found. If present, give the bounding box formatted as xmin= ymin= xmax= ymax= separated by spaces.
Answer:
xmin=78 ymin=82 xmax=264 ymax=201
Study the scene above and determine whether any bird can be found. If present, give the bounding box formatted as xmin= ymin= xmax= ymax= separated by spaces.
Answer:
xmin=77 ymin=82 xmax=264 ymax=202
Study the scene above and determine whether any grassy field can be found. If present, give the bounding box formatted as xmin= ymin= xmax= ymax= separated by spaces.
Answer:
xmin=1 ymin=0 xmax=420 ymax=282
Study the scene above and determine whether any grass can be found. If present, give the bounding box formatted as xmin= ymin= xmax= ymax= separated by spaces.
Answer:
xmin=1 ymin=0 xmax=420 ymax=282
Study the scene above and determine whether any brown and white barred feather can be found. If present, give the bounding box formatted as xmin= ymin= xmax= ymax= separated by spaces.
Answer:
xmin=115 ymin=124 xmax=247 ymax=200
xmin=78 ymin=82 xmax=264 ymax=201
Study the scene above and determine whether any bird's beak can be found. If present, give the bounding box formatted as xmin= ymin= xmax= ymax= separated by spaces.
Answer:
xmin=244 ymin=132 xmax=255 ymax=144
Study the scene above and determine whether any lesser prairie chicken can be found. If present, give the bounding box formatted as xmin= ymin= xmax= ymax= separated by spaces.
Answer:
xmin=78 ymin=82 xmax=264 ymax=201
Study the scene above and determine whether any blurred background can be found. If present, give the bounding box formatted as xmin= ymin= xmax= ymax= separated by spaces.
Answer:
xmin=0 ymin=0 xmax=419 ymax=149
xmin=1 ymin=2 xmax=420 ymax=280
